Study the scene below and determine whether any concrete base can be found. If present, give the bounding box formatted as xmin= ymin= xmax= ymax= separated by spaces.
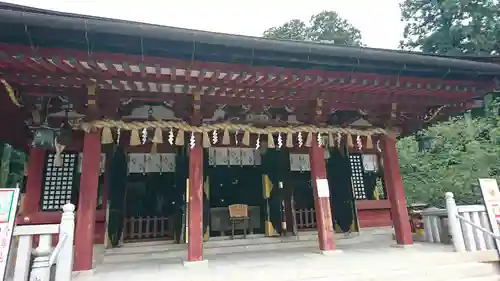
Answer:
xmin=390 ymin=243 xmax=419 ymax=248
xmin=320 ymin=249 xmax=343 ymax=256
xmin=72 ymin=269 xmax=96 ymax=278
xmin=182 ymin=259 xmax=208 ymax=268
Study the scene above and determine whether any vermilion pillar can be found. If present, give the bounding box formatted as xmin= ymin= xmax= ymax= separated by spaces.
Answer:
xmin=381 ymin=135 xmax=413 ymax=245
xmin=187 ymin=143 xmax=204 ymax=261
xmin=23 ymin=147 xmax=45 ymax=214
xmin=309 ymin=136 xmax=336 ymax=251
xmin=73 ymin=131 xmax=101 ymax=271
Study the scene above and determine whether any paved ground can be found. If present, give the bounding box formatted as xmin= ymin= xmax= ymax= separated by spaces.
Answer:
xmin=72 ymin=229 xmax=499 ymax=281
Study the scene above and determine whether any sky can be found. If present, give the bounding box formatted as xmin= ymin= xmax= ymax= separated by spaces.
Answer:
xmin=3 ymin=0 xmax=404 ymax=49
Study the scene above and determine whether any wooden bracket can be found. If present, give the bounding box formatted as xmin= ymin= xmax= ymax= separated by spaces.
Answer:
xmin=85 ymin=83 xmax=99 ymax=120
xmin=191 ymin=92 xmax=202 ymax=126
xmin=310 ymin=98 xmax=325 ymax=123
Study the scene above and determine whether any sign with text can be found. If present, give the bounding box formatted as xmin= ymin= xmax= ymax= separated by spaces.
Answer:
xmin=478 ymin=178 xmax=500 ymax=256
xmin=0 ymin=188 xmax=19 ymax=281
xmin=316 ymin=179 xmax=330 ymax=198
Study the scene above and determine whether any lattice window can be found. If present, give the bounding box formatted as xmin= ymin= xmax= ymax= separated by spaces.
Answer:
xmin=41 ymin=152 xmax=78 ymax=211
xmin=349 ymin=154 xmax=366 ymax=200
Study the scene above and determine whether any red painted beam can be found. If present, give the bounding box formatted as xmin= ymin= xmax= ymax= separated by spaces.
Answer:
xmin=0 ymin=43 xmax=489 ymax=98
xmin=19 ymin=84 xmax=467 ymax=120
xmin=13 ymin=76 xmax=469 ymax=109
xmin=5 ymin=65 xmax=480 ymax=100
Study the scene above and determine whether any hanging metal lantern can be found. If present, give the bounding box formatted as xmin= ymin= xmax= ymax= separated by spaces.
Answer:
xmin=31 ymin=123 xmax=72 ymax=150
xmin=31 ymin=126 xmax=58 ymax=149
xmin=56 ymin=122 xmax=73 ymax=146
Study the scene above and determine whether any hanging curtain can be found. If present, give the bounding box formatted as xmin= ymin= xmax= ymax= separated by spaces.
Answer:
xmin=327 ymin=147 xmax=357 ymax=233
xmin=107 ymin=147 xmax=127 ymax=247
xmin=173 ymin=146 xmax=188 ymax=243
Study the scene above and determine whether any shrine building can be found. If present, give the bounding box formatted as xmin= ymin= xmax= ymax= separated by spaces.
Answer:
xmin=1 ymin=2 xmax=500 ymax=272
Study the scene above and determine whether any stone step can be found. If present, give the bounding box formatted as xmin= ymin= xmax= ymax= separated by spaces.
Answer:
xmin=104 ymin=231 xmax=389 ymax=258
xmin=155 ymin=261 xmax=498 ymax=281
xmin=102 ymin=240 xmax=319 ymax=264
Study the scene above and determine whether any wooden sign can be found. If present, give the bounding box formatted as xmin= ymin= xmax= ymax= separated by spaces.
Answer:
xmin=478 ymin=178 xmax=500 ymax=256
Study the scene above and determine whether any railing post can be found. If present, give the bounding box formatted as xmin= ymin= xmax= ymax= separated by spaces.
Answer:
xmin=55 ymin=203 xmax=75 ymax=281
xmin=13 ymin=235 xmax=33 ymax=281
xmin=445 ymin=192 xmax=466 ymax=252
xmin=29 ymin=234 xmax=52 ymax=281
xmin=422 ymin=211 xmax=433 ymax=242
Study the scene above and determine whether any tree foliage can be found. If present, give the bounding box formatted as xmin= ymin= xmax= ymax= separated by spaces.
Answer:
xmin=0 ymin=143 xmax=26 ymax=189
xmin=263 ymin=11 xmax=363 ymax=46
xmin=400 ymin=0 xmax=500 ymax=55
xmin=398 ymin=106 xmax=500 ymax=206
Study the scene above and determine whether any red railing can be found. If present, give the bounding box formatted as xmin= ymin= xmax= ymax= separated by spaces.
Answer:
xmin=123 ymin=216 xmax=172 ymax=241
xmin=295 ymin=208 xmax=317 ymax=230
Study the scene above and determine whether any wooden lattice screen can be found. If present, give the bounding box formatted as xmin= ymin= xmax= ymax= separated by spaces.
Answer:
xmin=349 ymin=153 xmax=366 ymax=200
xmin=40 ymin=152 xmax=78 ymax=211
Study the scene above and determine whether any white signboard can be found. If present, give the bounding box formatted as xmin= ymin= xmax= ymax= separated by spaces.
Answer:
xmin=0 ymin=188 xmax=19 ymax=281
xmin=362 ymin=154 xmax=378 ymax=172
xmin=478 ymin=178 xmax=500 ymax=256
xmin=316 ymin=179 xmax=330 ymax=198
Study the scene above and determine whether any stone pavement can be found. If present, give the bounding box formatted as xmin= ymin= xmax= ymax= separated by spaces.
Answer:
xmin=73 ymin=230 xmax=500 ymax=281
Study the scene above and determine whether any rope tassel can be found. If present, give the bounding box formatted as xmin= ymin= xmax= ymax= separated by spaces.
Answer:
xmin=242 ymin=131 xmax=250 ymax=146
xmin=152 ymin=127 xmax=163 ymax=144
xmin=267 ymin=133 xmax=275 ymax=148
xmin=101 ymin=127 xmax=113 ymax=144
xmin=203 ymin=131 xmax=211 ymax=148
xmin=305 ymin=132 xmax=313 ymax=147
xmin=286 ymin=133 xmax=293 ymax=148
xmin=222 ymin=128 xmax=230 ymax=145
xmin=129 ymin=130 xmax=141 ymax=146
xmin=366 ymin=135 xmax=374 ymax=149
xmin=328 ymin=133 xmax=335 ymax=147
xmin=175 ymin=129 xmax=185 ymax=146
xmin=347 ymin=134 xmax=354 ymax=148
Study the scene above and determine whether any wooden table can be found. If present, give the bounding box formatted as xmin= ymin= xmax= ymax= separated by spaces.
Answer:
xmin=210 ymin=206 xmax=261 ymax=236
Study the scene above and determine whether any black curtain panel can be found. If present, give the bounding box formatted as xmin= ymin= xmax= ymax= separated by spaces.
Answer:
xmin=107 ymin=147 xmax=128 ymax=247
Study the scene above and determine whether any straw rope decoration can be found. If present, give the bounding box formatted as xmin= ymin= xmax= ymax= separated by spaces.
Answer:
xmin=83 ymin=119 xmax=386 ymax=149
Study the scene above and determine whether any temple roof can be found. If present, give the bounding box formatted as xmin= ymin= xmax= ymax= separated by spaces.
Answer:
xmin=1 ymin=2 xmax=500 ymax=81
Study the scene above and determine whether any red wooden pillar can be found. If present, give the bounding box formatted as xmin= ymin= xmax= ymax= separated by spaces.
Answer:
xmin=381 ymin=135 xmax=413 ymax=245
xmin=73 ymin=131 xmax=101 ymax=271
xmin=309 ymin=136 xmax=336 ymax=251
xmin=23 ymin=147 xmax=45 ymax=215
xmin=187 ymin=143 xmax=204 ymax=261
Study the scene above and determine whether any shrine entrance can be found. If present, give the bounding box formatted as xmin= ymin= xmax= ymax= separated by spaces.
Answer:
xmin=205 ymin=147 xmax=266 ymax=238
xmin=121 ymin=152 xmax=180 ymax=243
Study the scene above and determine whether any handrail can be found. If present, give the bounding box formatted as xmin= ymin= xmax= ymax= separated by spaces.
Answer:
xmin=456 ymin=214 xmax=500 ymax=240
xmin=49 ymin=234 xmax=67 ymax=266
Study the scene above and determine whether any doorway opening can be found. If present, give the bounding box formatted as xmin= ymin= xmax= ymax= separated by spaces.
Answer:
xmin=289 ymin=147 xmax=359 ymax=233
xmin=123 ymin=172 xmax=178 ymax=242
xmin=207 ymin=165 xmax=265 ymax=237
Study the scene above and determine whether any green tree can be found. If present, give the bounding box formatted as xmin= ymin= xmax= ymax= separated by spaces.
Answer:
xmin=0 ymin=143 xmax=26 ymax=189
xmin=398 ymin=111 xmax=500 ymax=206
xmin=263 ymin=11 xmax=363 ymax=46
xmin=400 ymin=0 xmax=500 ymax=55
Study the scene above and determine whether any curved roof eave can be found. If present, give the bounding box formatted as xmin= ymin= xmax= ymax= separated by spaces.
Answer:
xmin=0 ymin=2 xmax=500 ymax=76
